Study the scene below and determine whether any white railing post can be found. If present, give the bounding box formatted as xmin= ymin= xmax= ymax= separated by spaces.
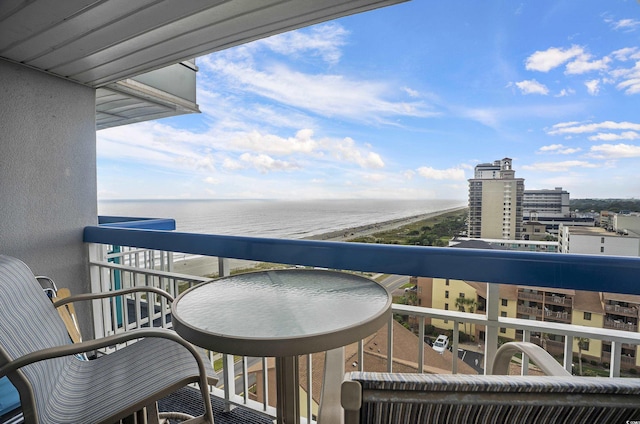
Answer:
xmin=564 ymin=336 xmax=573 ymax=374
xmin=88 ymin=243 xmax=111 ymax=339
xmin=418 ymin=316 xmax=425 ymax=373
xmin=219 ymin=257 xmax=230 ymax=277
xmin=223 ymin=354 xmax=236 ymax=412
xmin=610 ymin=341 xmax=622 ymax=377
xmin=452 ymin=321 xmax=459 ymax=374
xmin=522 ymin=330 xmax=530 ymax=375
xmin=387 ymin=314 xmax=394 ymax=372
xmin=484 ymin=282 xmax=500 ymax=375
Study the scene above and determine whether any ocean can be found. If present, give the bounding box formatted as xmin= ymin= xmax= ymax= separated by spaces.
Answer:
xmin=98 ymin=199 xmax=465 ymax=239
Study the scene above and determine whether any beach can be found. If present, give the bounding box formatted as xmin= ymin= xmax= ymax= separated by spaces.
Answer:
xmin=304 ymin=206 xmax=466 ymax=242
xmin=172 ymin=206 xmax=466 ymax=277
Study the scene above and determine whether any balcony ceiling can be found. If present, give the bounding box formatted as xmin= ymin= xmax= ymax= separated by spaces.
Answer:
xmin=0 ymin=0 xmax=406 ymax=88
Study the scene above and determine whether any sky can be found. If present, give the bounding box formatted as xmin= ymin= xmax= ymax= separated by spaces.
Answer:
xmin=97 ymin=1 xmax=640 ymax=201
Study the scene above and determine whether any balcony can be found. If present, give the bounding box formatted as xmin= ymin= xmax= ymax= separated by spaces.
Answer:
xmin=605 ymin=303 xmax=639 ymax=317
xmin=518 ymin=291 xmax=543 ymax=302
xmin=81 ymin=217 xmax=640 ymax=423
xmin=604 ymin=319 xmax=638 ymax=332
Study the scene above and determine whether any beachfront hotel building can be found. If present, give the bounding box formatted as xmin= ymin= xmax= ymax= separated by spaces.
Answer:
xmin=523 ymin=187 xmax=571 ymax=219
xmin=468 ymin=158 xmax=524 ymax=239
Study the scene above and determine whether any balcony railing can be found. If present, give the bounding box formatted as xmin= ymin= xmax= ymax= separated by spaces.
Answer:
xmin=604 ymin=319 xmax=638 ymax=332
xmin=83 ymin=220 xmax=640 ymax=422
xmin=605 ymin=303 xmax=639 ymax=317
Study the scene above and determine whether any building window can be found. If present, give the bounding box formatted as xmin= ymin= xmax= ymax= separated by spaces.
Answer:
xmin=459 ymin=292 xmax=465 ymax=298
xmin=500 ymin=311 xmax=507 ymax=317
xmin=445 ymin=279 xmax=450 ymax=286
xmin=444 ymin=303 xmax=449 ymax=310
xmin=601 ymin=237 xmax=605 ymax=243
xmin=584 ymin=312 xmax=592 ymax=320
xmin=501 ymin=299 xmax=508 ymax=307
xmin=600 ymin=246 xmax=604 ymax=253
xmin=500 ymin=327 xmax=506 ymax=334
xmin=445 ymin=290 xmax=449 ymax=299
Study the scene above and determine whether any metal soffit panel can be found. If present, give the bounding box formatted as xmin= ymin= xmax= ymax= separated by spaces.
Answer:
xmin=0 ymin=0 xmax=407 ymax=88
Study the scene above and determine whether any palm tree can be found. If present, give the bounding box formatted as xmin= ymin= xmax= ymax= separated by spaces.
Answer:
xmin=455 ymin=296 xmax=478 ymax=338
xmin=577 ymin=337 xmax=589 ymax=376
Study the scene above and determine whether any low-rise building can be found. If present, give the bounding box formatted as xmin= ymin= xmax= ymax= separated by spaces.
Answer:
xmin=559 ymin=225 xmax=640 ymax=256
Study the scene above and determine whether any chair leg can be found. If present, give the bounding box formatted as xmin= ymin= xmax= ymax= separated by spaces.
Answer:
xmin=146 ymin=402 xmax=160 ymax=424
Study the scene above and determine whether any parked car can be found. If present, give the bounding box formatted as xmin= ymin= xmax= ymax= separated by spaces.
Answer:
xmin=432 ymin=335 xmax=449 ymax=353
xmin=404 ymin=285 xmax=417 ymax=292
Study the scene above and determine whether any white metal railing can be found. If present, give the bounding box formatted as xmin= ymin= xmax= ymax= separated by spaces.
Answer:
xmin=85 ymin=245 xmax=640 ymax=422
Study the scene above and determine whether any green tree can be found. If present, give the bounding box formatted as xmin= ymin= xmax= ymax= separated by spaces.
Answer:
xmin=577 ymin=337 xmax=589 ymax=376
xmin=455 ymin=296 xmax=478 ymax=336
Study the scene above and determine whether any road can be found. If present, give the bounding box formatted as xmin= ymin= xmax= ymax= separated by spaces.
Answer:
xmin=379 ymin=274 xmax=410 ymax=294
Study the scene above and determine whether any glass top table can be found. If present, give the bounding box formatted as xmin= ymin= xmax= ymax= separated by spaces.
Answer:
xmin=171 ymin=268 xmax=391 ymax=423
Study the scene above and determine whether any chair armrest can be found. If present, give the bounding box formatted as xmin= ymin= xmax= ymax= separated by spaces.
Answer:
xmin=491 ymin=342 xmax=571 ymax=376
xmin=0 ymin=327 xmax=216 ymax=423
xmin=341 ymin=380 xmax=362 ymax=424
xmin=0 ymin=328 xmax=199 ymax=378
xmin=52 ymin=286 xmax=174 ymax=308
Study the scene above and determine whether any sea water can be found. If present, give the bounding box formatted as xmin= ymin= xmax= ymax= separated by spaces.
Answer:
xmin=98 ymin=198 xmax=464 ymax=239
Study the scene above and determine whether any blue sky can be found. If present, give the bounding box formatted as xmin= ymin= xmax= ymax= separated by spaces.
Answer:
xmin=97 ymin=1 xmax=640 ymax=201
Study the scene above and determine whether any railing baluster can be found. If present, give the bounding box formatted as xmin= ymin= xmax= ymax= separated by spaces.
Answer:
xmin=418 ymin=316 xmax=425 ymax=373
xmin=452 ymin=321 xmax=459 ymax=374
xmin=563 ymin=335 xmax=573 ymax=374
xmin=387 ymin=314 xmax=393 ymax=372
xmin=262 ymin=357 xmax=269 ymax=412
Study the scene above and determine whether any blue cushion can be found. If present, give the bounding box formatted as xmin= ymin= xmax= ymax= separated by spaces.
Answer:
xmin=0 ymin=377 xmax=20 ymax=417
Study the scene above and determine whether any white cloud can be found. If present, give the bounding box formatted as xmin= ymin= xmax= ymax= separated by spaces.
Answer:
xmin=416 ymin=166 xmax=466 ymax=180
xmin=200 ymin=56 xmax=435 ymax=124
xmin=204 ymin=177 xmax=219 ymax=185
xmin=547 ymin=121 xmax=640 ymax=135
xmin=522 ymin=161 xmax=600 ymax=172
xmin=230 ymin=128 xmax=319 ymax=155
xmin=610 ymin=18 xmax=640 ymax=32
xmin=589 ymin=143 xmax=640 ymax=158
xmin=514 ymin=79 xmax=549 ymax=95
xmin=402 ymin=87 xmax=420 ymax=97
xmin=538 ymin=144 xmax=581 ymax=154
xmin=525 ymin=45 xmax=584 ymax=72
xmin=555 ymin=88 xmax=575 ymax=97
xmin=257 ymin=23 xmax=348 ymax=65
xmin=565 ymin=55 xmax=610 ymax=75
xmin=589 ymin=131 xmax=640 ymax=141
xmin=239 ymin=153 xmax=300 ymax=173
xmin=332 ymin=137 xmax=385 ymax=169
xmin=611 ymin=47 xmax=640 ymax=61
xmin=585 ymin=79 xmax=600 ymax=95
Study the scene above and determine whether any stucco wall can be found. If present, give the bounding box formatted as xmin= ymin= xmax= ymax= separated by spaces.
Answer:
xmin=0 ymin=59 xmax=97 ymax=335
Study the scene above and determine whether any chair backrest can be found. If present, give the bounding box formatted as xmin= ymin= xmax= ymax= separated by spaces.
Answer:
xmin=342 ymin=371 xmax=640 ymax=424
xmin=0 ymin=255 xmax=77 ymax=420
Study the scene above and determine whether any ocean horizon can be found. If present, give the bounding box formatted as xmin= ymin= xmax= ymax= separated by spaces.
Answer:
xmin=98 ymin=198 xmax=465 ymax=239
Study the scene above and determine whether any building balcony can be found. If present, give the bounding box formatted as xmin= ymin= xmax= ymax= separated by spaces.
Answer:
xmin=79 ymin=217 xmax=640 ymax=423
xmin=605 ymin=303 xmax=639 ymax=317
xmin=546 ymin=295 xmax=572 ymax=307
xmin=604 ymin=319 xmax=638 ymax=332
xmin=518 ymin=292 xmax=543 ymax=302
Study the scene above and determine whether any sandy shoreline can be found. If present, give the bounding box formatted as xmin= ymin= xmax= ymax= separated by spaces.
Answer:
xmin=304 ymin=206 xmax=467 ymax=242
xmin=172 ymin=206 xmax=466 ymax=277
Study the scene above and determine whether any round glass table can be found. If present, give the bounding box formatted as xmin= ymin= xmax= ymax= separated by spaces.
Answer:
xmin=171 ymin=268 xmax=391 ymax=424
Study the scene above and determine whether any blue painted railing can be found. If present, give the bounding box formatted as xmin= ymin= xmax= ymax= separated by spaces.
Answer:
xmin=98 ymin=216 xmax=176 ymax=230
xmin=83 ymin=225 xmax=640 ymax=296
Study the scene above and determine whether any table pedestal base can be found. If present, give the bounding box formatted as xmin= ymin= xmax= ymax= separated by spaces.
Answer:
xmin=276 ymin=356 xmax=300 ymax=424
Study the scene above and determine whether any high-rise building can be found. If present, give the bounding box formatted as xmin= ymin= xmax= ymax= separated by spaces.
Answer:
xmin=523 ymin=187 xmax=570 ymax=219
xmin=468 ymin=158 xmax=524 ymax=239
